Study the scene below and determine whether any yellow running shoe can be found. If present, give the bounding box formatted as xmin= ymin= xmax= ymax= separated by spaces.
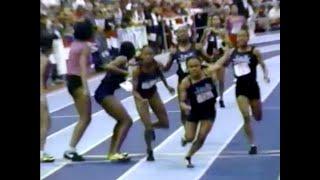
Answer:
xmin=106 ymin=153 xmax=130 ymax=162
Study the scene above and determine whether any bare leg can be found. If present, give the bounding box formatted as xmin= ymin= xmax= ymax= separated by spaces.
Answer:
xmin=69 ymin=88 xmax=92 ymax=148
xmin=149 ymin=92 xmax=169 ymax=129
xmin=237 ymin=96 xmax=255 ymax=145
xmin=100 ymin=96 xmax=133 ymax=155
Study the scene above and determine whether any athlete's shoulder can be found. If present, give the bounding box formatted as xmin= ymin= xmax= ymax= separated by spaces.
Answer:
xmin=180 ymin=76 xmax=191 ymax=88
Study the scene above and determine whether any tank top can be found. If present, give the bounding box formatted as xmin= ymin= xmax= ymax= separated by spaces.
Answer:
xmin=67 ymin=41 xmax=92 ymax=76
xmin=172 ymin=45 xmax=202 ymax=80
xmin=187 ymin=74 xmax=218 ymax=116
xmin=137 ymin=64 xmax=161 ymax=97
xmin=101 ymin=57 xmax=128 ymax=88
xmin=229 ymin=46 xmax=258 ymax=83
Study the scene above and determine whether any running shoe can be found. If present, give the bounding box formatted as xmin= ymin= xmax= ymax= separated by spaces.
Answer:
xmin=64 ymin=151 xmax=85 ymax=161
xmin=107 ymin=153 xmax=130 ymax=162
xmin=219 ymin=100 xmax=225 ymax=108
xmin=185 ymin=156 xmax=194 ymax=168
xmin=41 ymin=153 xmax=55 ymax=163
xmin=120 ymin=152 xmax=129 ymax=157
xmin=249 ymin=146 xmax=258 ymax=155
xmin=146 ymin=149 xmax=155 ymax=161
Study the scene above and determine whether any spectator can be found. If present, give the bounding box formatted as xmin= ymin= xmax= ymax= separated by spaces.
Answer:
xmin=225 ymin=4 xmax=247 ymax=47
xmin=255 ymin=4 xmax=269 ymax=33
xmin=268 ymin=2 xmax=280 ymax=30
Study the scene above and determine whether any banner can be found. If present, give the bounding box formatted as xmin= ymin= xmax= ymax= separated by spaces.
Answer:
xmin=117 ymin=26 xmax=148 ymax=49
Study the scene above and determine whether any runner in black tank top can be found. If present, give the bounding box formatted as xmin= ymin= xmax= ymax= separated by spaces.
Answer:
xmin=179 ymin=57 xmax=221 ymax=168
xmin=163 ymin=27 xmax=204 ymax=131
xmin=200 ymin=15 xmax=229 ymax=108
xmin=133 ymin=46 xmax=175 ymax=161
xmin=216 ymin=29 xmax=270 ymax=155
xmin=93 ymin=42 xmax=136 ymax=162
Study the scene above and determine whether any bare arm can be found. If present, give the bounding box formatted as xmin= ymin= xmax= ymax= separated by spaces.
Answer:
xmin=158 ymin=65 xmax=175 ymax=94
xmin=199 ymin=28 xmax=210 ymax=45
xmin=215 ymin=48 xmax=235 ymax=68
xmin=79 ymin=46 xmax=91 ymax=94
xmin=131 ymin=67 xmax=145 ymax=101
xmin=179 ymin=78 xmax=191 ymax=111
xmin=102 ymin=56 xmax=129 ymax=76
xmin=206 ymin=64 xmax=220 ymax=81
xmin=163 ymin=46 xmax=177 ymax=72
xmin=254 ymin=48 xmax=270 ymax=82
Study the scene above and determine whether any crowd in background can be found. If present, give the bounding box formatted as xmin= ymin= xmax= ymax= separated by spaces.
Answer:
xmin=40 ymin=0 xmax=280 ymax=88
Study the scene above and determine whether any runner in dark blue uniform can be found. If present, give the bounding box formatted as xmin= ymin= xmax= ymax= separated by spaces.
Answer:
xmin=163 ymin=27 xmax=203 ymax=131
xmin=94 ymin=41 xmax=136 ymax=162
xmin=216 ymin=29 xmax=270 ymax=155
xmin=179 ymin=57 xmax=220 ymax=168
xmin=133 ymin=46 xmax=175 ymax=161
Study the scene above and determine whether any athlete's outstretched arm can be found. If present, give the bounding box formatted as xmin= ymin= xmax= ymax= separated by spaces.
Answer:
xmin=215 ymin=48 xmax=234 ymax=68
xmin=254 ymin=49 xmax=270 ymax=82
xmin=162 ymin=47 xmax=176 ymax=71
xmin=102 ymin=56 xmax=129 ymax=76
xmin=131 ymin=67 xmax=146 ymax=101
xmin=206 ymin=64 xmax=220 ymax=81
xmin=199 ymin=28 xmax=211 ymax=45
xmin=158 ymin=67 xmax=175 ymax=94
xmin=179 ymin=78 xmax=192 ymax=112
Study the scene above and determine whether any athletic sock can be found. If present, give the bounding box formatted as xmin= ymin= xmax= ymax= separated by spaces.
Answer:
xmin=68 ymin=147 xmax=76 ymax=152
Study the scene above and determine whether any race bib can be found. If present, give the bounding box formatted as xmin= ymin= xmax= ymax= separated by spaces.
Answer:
xmin=141 ymin=79 xmax=157 ymax=89
xmin=234 ymin=62 xmax=251 ymax=76
xmin=196 ymin=91 xmax=214 ymax=103
xmin=209 ymin=36 xmax=215 ymax=42
xmin=148 ymin=33 xmax=157 ymax=42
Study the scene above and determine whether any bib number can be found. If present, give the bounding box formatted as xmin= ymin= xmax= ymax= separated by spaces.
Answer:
xmin=234 ymin=63 xmax=251 ymax=76
xmin=141 ymin=79 xmax=157 ymax=89
xmin=196 ymin=91 xmax=214 ymax=103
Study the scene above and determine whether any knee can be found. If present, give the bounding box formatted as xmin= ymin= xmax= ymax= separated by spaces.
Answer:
xmin=185 ymin=134 xmax=195 ymax=142
xmin=241 ymin=112 xmax=251 ymax=123
xmin=194 ymin=136 xmax=205 ymax=146
xmin=80 ymin=116 xmax=92 ymax=125
xmin=185 ymin=136 xmax=194 ymax=143
xmin=124 ymin=119 xmax=133 ymax=127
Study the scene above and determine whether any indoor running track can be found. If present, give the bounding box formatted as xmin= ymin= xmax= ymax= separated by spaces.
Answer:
xmin=41 ymin=31 xmax=280 ymax=180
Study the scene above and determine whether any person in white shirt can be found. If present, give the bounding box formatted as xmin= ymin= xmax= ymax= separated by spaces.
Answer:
xmin=268 ymin=2 xmax=280 ymax=29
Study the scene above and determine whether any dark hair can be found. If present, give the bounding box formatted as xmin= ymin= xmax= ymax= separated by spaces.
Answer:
xmin=186 ymin=57 xmax=201 ymax=66
xmin=40 ymin=27 xmax=59 ymax=54
xmin=119 ymin=41 xmax=136 ymax=60
xmin=73 ymin=19 xmax=94 ymax=41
